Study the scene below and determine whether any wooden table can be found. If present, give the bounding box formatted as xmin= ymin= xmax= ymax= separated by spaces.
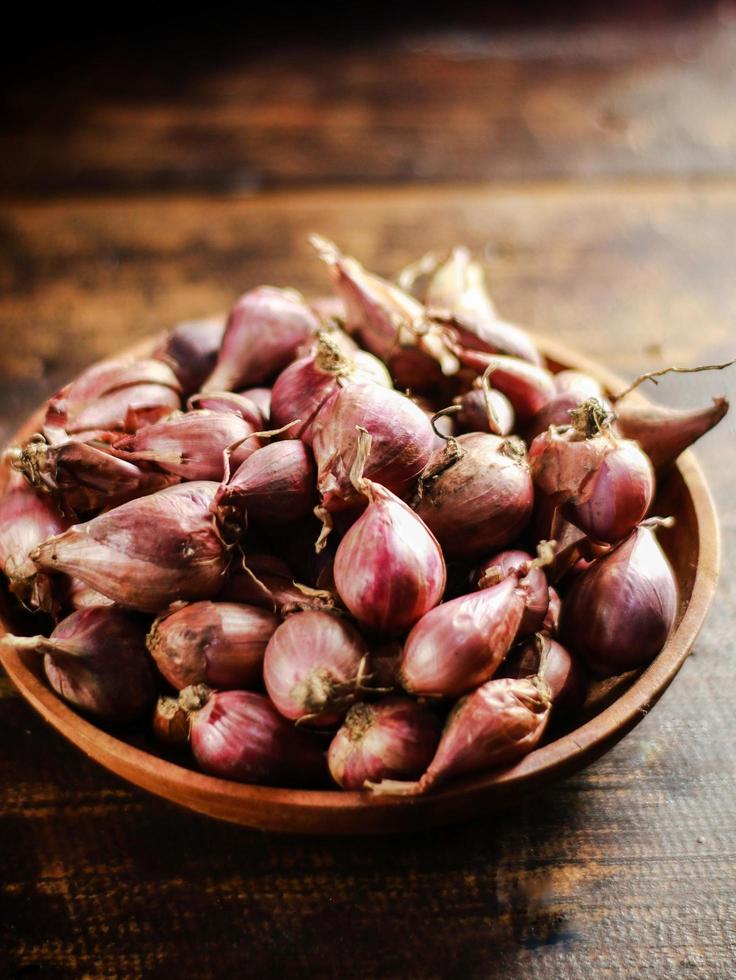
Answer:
xmin=2 ymin=8 xmax=736 ymax=976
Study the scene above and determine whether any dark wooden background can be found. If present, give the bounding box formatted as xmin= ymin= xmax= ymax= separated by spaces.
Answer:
xmin=2 ymin=4 xmax=736 ymax=977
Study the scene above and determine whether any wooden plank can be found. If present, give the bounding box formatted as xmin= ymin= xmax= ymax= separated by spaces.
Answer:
xmin=1 ymin=679 xmax=735 ymax=977
xmin=3 ymin=8 xmax=736 ymax=196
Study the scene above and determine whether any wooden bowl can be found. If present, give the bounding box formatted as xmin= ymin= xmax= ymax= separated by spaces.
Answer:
xmin=0 ymin=335 xmax=720 ymax=834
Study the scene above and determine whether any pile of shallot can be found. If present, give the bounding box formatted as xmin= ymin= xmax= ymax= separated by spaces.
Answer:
xmin=1 ymin=240 xmax=730 ymax=796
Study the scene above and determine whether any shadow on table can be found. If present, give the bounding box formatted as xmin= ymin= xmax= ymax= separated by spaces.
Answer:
xmin=0 ymin=690 xmax=597 ymax=978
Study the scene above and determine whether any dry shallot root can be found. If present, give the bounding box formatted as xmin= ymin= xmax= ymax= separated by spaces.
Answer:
xmin=1 ymin=238 xmax=731 ymax=796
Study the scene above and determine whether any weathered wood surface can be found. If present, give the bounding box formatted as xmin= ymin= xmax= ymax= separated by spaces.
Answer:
xmin=2 ymin=5 xmax=736 ymax=196
xmin=2 ymin=8 xmax=736 ymax=978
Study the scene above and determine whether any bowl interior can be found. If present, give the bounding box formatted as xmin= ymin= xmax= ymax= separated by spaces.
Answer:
xmin=0 ymin=334 xmax=719 ymax=833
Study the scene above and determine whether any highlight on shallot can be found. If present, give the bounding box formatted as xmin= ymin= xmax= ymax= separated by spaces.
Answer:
xmin=0 ymin=236 xmax=729 ymax=802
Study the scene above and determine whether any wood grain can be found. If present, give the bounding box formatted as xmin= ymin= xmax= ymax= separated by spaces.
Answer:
xmin=2 ymin=7 xmax=736 ymax=196
xmin=2 ymin=179 xmax=736 ymax=448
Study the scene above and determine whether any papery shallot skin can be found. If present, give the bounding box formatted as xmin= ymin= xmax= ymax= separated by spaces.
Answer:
xmin=148 ymin=601 xmax=279 ymax=690
xmin=239 ymin=388 xmax=272 ymax=423
xmin=2 ymin=607 xmax=156 ymax=724
xmin=454 ymin=386 xmax=515 ymax=436
xmin=499 ymin=636 xmax=586 ymax=712
xmin=188 ymin=391 xmax=265 ymax=430
xmin=9 ymin=435 xmax=176 ymax=513
xmin=567 ymin=440 xmax=654 ymax=544
xmin=0 ymin=481 xmax=70 ymax=610
xmin=219 ymin=554 xmax=335 ymax=615
xmin=425 ymin=246 xmax=497 ymax=319
xmin=543 ymin=587 xmax=561 ymax=636
xmin=372 ymin=676 xmax=551 ymax=795
xmin=202 ymin=286 xmax=319 ymax=393
xmin=43 ymin=357 xmax=182 ymax=439
xmin=67 ymin=577 xmax=117 ymax=610
xmin=426 ymin=247 xmax=542 ymax=366
xmin=615 ymin=396 xmax=729 ymax=473
xmin=113 ymin=410 xmax=259 ymax=481
xmin=154 ymin=315 xmax=226 ymax=395
xmin=560 ymin=523 xmax=678 ymax=677
xmin=312 ymin=236 xmax=459 ymax=390
xmin=270 ymin=334 xmax=392 ymax=442
xmin=188 ymin=688 xmax=327 ymax=786
xmin=31 ymin=481 xmax=230 ymax=613
xmin=399 ymin=576 xmax=527 ymax=699
xmin=263 ymin=610 xmax=369 ymax=726
xmin=333 ymin=481 xmax=446 ymax=634
xmin=423 ymin=676 xmax=550 ymax=788
xmin=474 ymin=549 xmax=548 ymax=638
xmin=328 ymin=697 xmax=441 ymax=790
xmin=529 ymin=410 xmax=655 ymax=545
xmin=215 ymin=440 xmax=317 ymax=525
xmin=457 ymin=350 xmax=556 ymax=425
xmin=526 ymin=390 xmax=614 ymax=442
xmin=414 ymin=433 xmax=534 ymax=560
xmin=313 ymin=236 xmax=423 ymax=361
xmin=311 ymin=384 xmax=435 ymax=513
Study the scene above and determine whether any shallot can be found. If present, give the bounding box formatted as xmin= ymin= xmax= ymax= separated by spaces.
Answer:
xmin=332 ymin=428 xmax=446 ymax=633
xmin=270 ymin=332 xmax=392 ymax=442
xmin=159 ymin=686 xmax=326 ymax=786
xmin=154 ymin=315 xmax=226 ymax=395
xmin=239 ymin=387 xmax=272 ymax=422
xmin=263 ymin=610 xmax=369 ymax=726
xmin=147 ymin=600 xmax=279 ymax=690
xmin=474 ymin=549 xmax=549 ymax=638
xmin=32 ymin=482 xmax=232 ymax=613
xmin=615 ymin=397 xmax=729 ymax=473
xmin=499 ymin=634 xmax=586 ymax=712
xmin=215 ymin=439 xmax=317 ymax=525
xmin=530 ymin=399 xmax=654 ymax=544
xmin=311 ymin=383 xmax=434 ymax=520
xmin=457 ymin=350 xmax=556 ymax=425
xmin=526 ymin=388 xmax=614 ymax=442
xmin=426 ymin=246 xmax=542 ymax=365
xmin=560 ymin=519 xmax=678 ymax=676
xmin=311 ymin=235 xmax=459 ymax=389
xmin=112 ymin=410 xmax=259 ymax=481
xmin=399 ymin=575 xmax=528 ymax=698
xmin=202 ymin=286 xmax=319 ymax=392
xmin=370 ymin=676 xmax=551 ymax=795
xmin=0 ymin=479 xmax=70 ymax=611
xmin=328 ymin=697 xmax=441 ymax=790
xmin=43 ymin=357 xmax=181 ymax=440
xmin=187 ymin=391 xmax=265 ymax=429
xmin=414 ymin=432 xmax=533 ymax=560
xmin=454 ymin=385 xmax=515 ymax=436
xmin=8 ymin=434 xmax=176 ymax=513
xmin=2 ymin=607 xmax=156 ymax=723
